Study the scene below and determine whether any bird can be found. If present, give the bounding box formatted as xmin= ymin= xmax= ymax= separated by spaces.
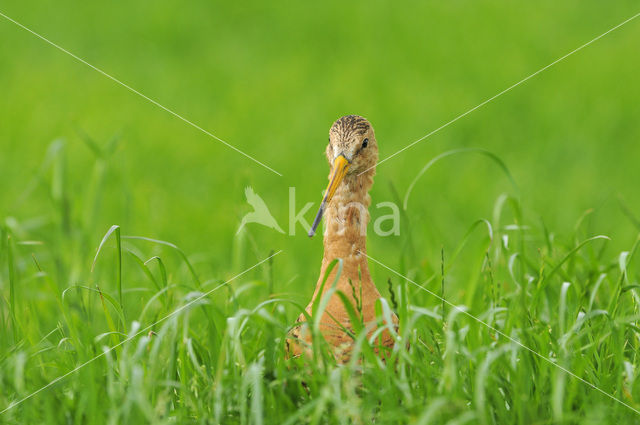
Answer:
xmin=237 ymin=186 xmax=284 ymax=234
xmin=287 ymin=115 xmax=397 ymax=363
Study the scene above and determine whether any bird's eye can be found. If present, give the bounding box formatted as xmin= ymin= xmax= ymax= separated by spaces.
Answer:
xmin=362 ymin=138 xmax=369 ymax=148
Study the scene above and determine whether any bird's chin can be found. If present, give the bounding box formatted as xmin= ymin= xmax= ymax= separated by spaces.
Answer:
xmin=349 ymin=166 xmax=373 ymax=177
xmin=345 ymin=164 xmax=363 ymax=176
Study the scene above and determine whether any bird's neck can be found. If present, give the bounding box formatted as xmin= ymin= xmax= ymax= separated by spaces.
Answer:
xmin=320 ymin=171 xmax=374 ymax=283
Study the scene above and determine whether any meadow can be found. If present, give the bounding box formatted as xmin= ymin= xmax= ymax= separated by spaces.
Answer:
xmin=2 ymin=1 xmax=640 ymax=423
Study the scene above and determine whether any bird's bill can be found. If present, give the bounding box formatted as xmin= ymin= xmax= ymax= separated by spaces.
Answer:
xmin=308 ymin=154 xmax=350 ymax=237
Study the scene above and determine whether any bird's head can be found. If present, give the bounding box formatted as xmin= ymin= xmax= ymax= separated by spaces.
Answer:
xmin=309 ymin=115 xmax=378 ymax=237
xmin=326 ymin=115 xmax=378 ymax=176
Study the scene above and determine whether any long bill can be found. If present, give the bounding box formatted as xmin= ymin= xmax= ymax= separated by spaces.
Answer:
xmin=308 ymin=154 xmax=350 ymax=237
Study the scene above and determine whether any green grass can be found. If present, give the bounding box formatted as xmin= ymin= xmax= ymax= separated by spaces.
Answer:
xmin=2 ymin=138 xmax=640 ymax=424
xmin=2 ymin=0 xmax=640 ymax=423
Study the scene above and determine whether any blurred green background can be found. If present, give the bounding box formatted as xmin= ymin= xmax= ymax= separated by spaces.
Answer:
xmin=1 ymin=0 xmax=639 ymax=303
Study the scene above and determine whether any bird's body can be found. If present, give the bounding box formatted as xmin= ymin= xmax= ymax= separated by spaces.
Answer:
xmin=288 ymin=115 xmax=397 ymax=362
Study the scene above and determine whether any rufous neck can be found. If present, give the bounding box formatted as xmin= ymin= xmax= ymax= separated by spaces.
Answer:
xmin=322 ymin=172 xmax=373 ymax=261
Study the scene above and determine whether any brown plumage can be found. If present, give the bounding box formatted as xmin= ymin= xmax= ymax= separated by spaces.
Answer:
xmin=287 ymin=115 xmax=397 ymax=363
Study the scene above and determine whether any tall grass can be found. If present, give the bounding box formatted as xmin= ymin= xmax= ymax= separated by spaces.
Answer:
xmin=2 ymin=141 xmax=640 ymax=424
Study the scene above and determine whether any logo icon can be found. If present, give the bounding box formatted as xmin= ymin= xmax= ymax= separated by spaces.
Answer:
xmin=237 ymin=186 xmax=285 ymax=234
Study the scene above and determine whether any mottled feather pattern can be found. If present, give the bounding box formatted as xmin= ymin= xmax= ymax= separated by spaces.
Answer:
xmin=329 ymin=115 xmax=371 ymax=139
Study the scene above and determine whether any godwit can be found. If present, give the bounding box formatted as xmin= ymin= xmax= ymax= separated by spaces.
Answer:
xmin=288 ymin=115 xmax=397 ymax=362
